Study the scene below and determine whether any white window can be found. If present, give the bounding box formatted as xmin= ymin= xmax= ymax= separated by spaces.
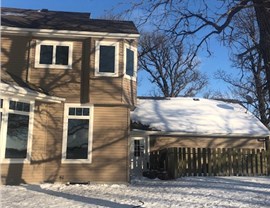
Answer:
xmin=62 ymin=104 xmax=94 ymax=163
xmin=124 ymin=44 xmax=137 ymax=80
xmin=0 ymin=98 xmax=34 ymax=163
xmin=35 ymin=40 xmax=73 ymax=69
xmin=95 ymin=41 xmax=119 ymax=77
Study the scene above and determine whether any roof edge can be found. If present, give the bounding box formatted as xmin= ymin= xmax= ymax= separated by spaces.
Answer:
xmin=130 ymin=130 xmax=270 ymax=138
xmin=1 ymin=26 xmax=140 ymax=39
xmin=0 ymin=82 xmax=65 ymax=103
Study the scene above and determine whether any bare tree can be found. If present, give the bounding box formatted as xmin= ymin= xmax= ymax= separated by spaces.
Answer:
xmin=216 ymin=8 xmax=269 ymax=127
xmin=124 ymin=0 xmax=270 ymax=99
xmin=139 ymin=32 xmax=207 ymax=97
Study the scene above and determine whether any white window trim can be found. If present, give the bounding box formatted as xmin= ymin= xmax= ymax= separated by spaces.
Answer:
xmin=35 ymin=40 xmax=73 ymax=69
xmin=95 ymin=40 xmax=119 ymax=77
xmin=123 ymin=43 xmax=137 ymax=81
xmin=62 ymin=103 xmax=94 ymax=164
xmin=0 ymin=98 xmax=34 ymax=164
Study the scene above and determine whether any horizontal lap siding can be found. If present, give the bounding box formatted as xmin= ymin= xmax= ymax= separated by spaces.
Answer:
xmin=151 ymin=136 xmax=265 ymax=151
xmin=122 ymin=78 xmax=137 ymax=106
xmin=1 ymin=101 xmax=52 ymax=184
xmin=2 ymin=35 xmax=136 ymax=184
xmin=90 ymin=78 xmax=122 ymax=104
xmin=1 ymin=36 xmax=29 ymax=81
xmin=44 ymin=105 xmax=129 ymax=183
xmin=29 ymin=39 xmax=83 ymax=103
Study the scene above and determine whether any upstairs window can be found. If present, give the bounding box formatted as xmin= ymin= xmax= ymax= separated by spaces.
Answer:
xmin=95 ymin=41 xmax=119 ymax=77
xmin=62 ymin=104 xmax=93 ymax=163
xmin=35 ymin=40 xmax=73 ymax=69
xmin=124 ymin=44 xmax=137 ymax=80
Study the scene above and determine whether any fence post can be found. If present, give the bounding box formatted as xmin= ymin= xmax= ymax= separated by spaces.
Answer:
xmin=202 ymin=148 xmax=207 ymax=176
xmin=266 ymin=137 xmax=270 ymax=176
xmin=167 ymin=148 xmax=178 ymax=179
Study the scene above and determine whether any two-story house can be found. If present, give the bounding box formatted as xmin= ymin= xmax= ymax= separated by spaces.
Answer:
xmin=1 ymin=7 xmax=139 ymax=184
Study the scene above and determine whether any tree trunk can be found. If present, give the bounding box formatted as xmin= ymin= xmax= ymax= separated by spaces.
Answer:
xmin=253 ymin=0 xmax=270 ymax=99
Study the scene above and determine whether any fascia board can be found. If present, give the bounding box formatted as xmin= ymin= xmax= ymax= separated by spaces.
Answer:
xmin=1 ymin=26 xmax=140 ymax=39
xmin=0 ymin=83 xmax=65 ymax=103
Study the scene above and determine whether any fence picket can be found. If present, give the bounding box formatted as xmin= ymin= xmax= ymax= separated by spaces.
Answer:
xmin=149 ymin=147 xmax=269 ymax=179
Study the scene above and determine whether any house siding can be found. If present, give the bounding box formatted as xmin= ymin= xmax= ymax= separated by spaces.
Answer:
xmin=1 ymin=101 xmax=49 ymax=184
xmin=1 ymin=103 xmax=130 ymax=184
xmin=1 ymin=35 xmax=30 ymax=82
xmin=150 ymin=136 xmax=266 ymax=151
xmin=43 ymin=104 xmax=129 ymax=183
xmin=1 ymin=29 xmax=137 ymax=184
xmin=1 ymin=36 xmax=137 ymax=105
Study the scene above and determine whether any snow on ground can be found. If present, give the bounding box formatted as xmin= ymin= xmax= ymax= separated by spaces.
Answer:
xmin=1 ymin=177 xmax=270 ymax=208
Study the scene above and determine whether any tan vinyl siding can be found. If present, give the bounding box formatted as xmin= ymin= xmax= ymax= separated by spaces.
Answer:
xmin=43 ymin=105 xmax=130 ymax=183
xmin=1 ymin=35 xmax=137 ymax=106
xmin=89 ymin=77 xmax=123 ymax=104
xmin=89 ymin=38 xmax=137 ymax=106
xmin=122 ymin=78 xmax=137 ymax=106
xmin=1 ymin=33 xmax=137 ymax=184
xmin=0 ymin=101 xmax=50 ymax=184
xmin=29 ymin=39 xmax=83 ymax=103
xmin=150 ymin=136 xmax=265 ymax=151
xmin=1 ymin=35 xmax=30 ymax=81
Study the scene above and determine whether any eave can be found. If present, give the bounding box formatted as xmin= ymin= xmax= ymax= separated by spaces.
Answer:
xmin=0 ymin=82 xmax=65 ymax=103
xmin=130 ymin=129 xmax=270 ymax=138
xmin=1 ymin=26 xmax=140 ymax=39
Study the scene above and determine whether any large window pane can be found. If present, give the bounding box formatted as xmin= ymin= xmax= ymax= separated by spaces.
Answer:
xmin=40 ymin=45 xmax=53 ymax=64
xmin=56 ymin=46 xmax=69 ymax=65
xmin=66 ymin=119 xmax=89 ymax=159
xmin=99 ymin=46 xmax=115 ymax=73
xmin=126 ymin=48 xmax=134 ymax=76
xmin=5 ymin=114 xmax=29 ymax=159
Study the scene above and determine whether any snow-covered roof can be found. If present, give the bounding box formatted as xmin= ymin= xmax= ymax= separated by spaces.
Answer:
xmin=131 ymin=97 xmax=270 ymax=137
xmin=0 ymin=82 xmax=65 ymax=103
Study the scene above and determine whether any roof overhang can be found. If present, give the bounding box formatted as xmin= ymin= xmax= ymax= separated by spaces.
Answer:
xmin=1 ymin=26 xmax=140 ymax=39
xmin=130 ymin=130 xmax=270 ymax=138
xmin=0 ymin=82 xmax=65 ymax=103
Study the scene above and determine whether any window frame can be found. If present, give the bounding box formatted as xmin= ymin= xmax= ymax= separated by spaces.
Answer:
xmin=0 ymin=98 xmax=34 ymax=164
xmin=35 ymin=40 xmax=73 ymax=69
xmin=123 ymin=43 xmax=137 ymax=81
xmin=61 ymin=103 xmax=94 ymax=164
xmin=95 ymin=40 xmax=119 ymax=77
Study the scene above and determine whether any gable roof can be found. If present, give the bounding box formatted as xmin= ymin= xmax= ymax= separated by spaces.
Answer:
xmin=1 ymin=7 xmax=139 ymax=35
xmin=131 ymin=97 xmax=270 ymax=137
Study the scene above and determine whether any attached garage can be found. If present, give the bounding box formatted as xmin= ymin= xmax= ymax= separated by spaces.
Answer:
xmin=130 ymin=97 xmax=270 ymax=178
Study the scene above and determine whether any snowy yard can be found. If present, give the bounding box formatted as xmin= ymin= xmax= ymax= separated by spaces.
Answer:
xmin=1 ymin=177 xmax=270 ymax=208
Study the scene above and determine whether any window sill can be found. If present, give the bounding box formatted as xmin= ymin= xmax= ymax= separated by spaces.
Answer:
xmin=95 ymin=72 xmax=119 ymax=77
xmin=61 ymin=159 xmax=92 ymax=164
xmin=124 ymin=74 xmax=137 ymax=81
xmin=35 ymin=64 xmax=72 ymax=70
xmin=0 ymin=158 xmax=31 ymax=164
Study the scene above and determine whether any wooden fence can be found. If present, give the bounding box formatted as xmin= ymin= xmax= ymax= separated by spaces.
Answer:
xmin=150 ymin=147 xmax=270 ymax=178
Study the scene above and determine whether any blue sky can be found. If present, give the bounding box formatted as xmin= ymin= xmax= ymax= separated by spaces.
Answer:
xmin=1 ymin=0 xmax=233 ymax=97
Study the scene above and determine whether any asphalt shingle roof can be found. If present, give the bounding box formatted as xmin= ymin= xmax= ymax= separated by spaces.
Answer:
xmin=1 ymin=7 xmax=139 ymax=34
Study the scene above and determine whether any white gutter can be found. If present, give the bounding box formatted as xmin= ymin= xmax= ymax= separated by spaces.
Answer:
xmin=0 ymin=82 xmax=65 ymax=103
xmin=130 ymin=130 xmax=270 ymax=138
xmin=1 ymin=26 xmax=140 ymax=39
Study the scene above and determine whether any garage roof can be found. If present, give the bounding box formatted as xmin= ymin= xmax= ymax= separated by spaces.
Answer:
xmin=131 ymin=97 xmax=270 ymax=137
